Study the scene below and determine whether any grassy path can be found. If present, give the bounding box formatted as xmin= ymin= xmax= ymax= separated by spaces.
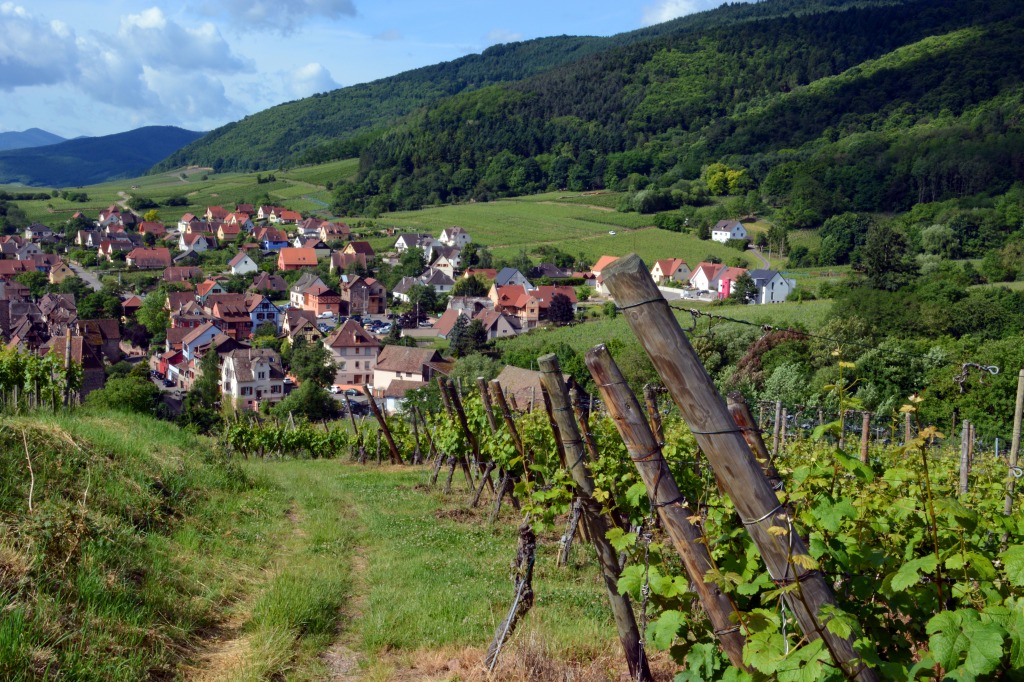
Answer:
xmin=183 ymin=460 xmax=627 ymax=681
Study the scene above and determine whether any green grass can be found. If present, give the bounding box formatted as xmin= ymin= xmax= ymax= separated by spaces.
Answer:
xmin=280 ymin=158 xmax=359 ymax=186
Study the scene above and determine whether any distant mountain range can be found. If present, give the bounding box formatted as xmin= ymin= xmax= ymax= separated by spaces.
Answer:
xmin=0 ymin=127 xmax=204 ymax=187
xmin=0 ymin=128 xmax=66 ymax=152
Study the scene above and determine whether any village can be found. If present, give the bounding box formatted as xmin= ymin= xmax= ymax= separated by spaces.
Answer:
xmin=4 ymin=204 xmax=795 ymax=416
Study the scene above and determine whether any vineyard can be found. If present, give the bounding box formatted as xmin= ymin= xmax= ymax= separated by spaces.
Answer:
xmin=217 ymin=256 xmax=1024 ymax=681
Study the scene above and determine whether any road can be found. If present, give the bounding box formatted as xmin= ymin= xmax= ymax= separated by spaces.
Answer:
xmin=69 ymin=262 xmax=103 ymax=291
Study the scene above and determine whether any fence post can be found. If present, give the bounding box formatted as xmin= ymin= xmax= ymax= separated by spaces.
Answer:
xmin=959 ymin=420 xmax=970 ymax=496
xmin=726 ymin=392 xmax=783 ymax=491
xmin=601 ymin=254 xmax=879 ymax=682
xmin=772 ymin=399 xmax=783 ymax=456
xmin=537 ymin=353 xmax=652 ymax=682
xmin=477 ymin=376 xmax=499 ymax=432
xmin=362 ymin=384 xmax=402 ymax=464
xmin=1005 ymin=369 xmax=1024 ymax=516
xmin=860 ymin=412 xmax=871 ymax=464
xmin=904 ymin=412 xmax=912 ymax=446
xmin=587 ymin=345 xmax=749 ymax=670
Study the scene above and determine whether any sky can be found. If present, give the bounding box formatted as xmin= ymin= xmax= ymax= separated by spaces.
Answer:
xmin=0 ymin=0 xmax=729 ymax=139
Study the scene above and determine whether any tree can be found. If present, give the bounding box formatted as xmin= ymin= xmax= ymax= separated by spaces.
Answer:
xmin=448 ymin=314 xmax=487 ymax=358
xmin=137 ymin=289 xmax=169 ymax=344
xmin=406 ymin=284 xmax=439 ymax=315
xmin=180 ymin=351 xmax=222 ymax=433
xmin=15 ymin=271 xmax=48 ymax=298
xmin=451 ymin=275 xmax=488 ymax=297
xmin=856 ymin=222 xmax=919 ymax=292
xmin=86 ymin=376 xmax=161 ymax=414
xmin=287 ymin=338 xmax=335 ymax=387
xmin=728 ymin=272 xmax=758 ymax=304
xmin=271 ymin=381 xmax=339 ymax=421
xmin=547 ymin=293 xmax=575 ymax=325
xmin=78 ymin=292 xmax=122 ymax=319
xmin=143 ymin=209 xmax=160 ymax=223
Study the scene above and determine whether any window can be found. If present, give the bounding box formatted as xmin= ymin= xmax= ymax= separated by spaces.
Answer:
xmin=271 ymin=385 xmax=281 ymax=394
xmin=241 ymin=386 xmax=253 ymax=396
xmin=258 ymin=372 xmax=265 ymax=379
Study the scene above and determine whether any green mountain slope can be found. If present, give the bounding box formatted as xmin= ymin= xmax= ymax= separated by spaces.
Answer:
xmin=0 ymin=126 xmax=203 ymax=187
xmin=324 ymin=0 xmax=1023 ymax=218
xmin=153 ymin=0 xmax=909 ymax=174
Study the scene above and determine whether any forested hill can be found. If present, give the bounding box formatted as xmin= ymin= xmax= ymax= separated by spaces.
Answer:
xmin=151 ymin=0 xmax=910 ymax=174
xmin=0 ymin=127 xmax=203 ymax=187
xmin=326 ymin=0 xmax=1024 ymax=218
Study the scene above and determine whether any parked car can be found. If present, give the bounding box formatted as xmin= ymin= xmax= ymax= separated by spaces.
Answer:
xmin=163 ymin=379 xmax=174 ymax=387
xmin=329 ymin=385 xmax=341 ymax=394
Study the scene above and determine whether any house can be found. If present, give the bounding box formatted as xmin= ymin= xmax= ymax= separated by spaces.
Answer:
xmin=24 ymin=224 xmax=53 ymax=241
xmin=340 ymin=276 xmax=386 ymax=316
xmin=418 ymin=267 xmax=455 ymax=294
xmin=178 ymin=232 xmax=216 ymax=253
xmin=319 ymin=221 xmax=350 ymax=242
xmin=490 ymin=285 xmax=540 ymax=331
xmin=688 ymin=262 xmax=726 ymax=292
xmin=473 ymin=309 xmax=521 ymax=339
xmin=381 ymin=380 xmax=428 ymax=415
xmin=529 ymin=285 xmax=578 ymax=318
xmin=432 ymin=309 xmax=464 ymax=339
xmin=245 ymin=294 xmax=281 ymax=332
xmin=76 ymin=318 xmax=121 ymax=363
xmin=126 ymin=247 xmax=172 ymax=269
xmin=196 ymin=279 xmax=226 ymax=304
xmin=228 ymin=252 xmax=258 ymax=275
xmin=221 ymin=348 xmax=286 ymax=411
xmin=293 ymin=237 xmax=331 ymax=259
xmin=391 ymin=276 xmax=419 ymax=304
xmin=373 ymin=346 xmax=444 ymax=392
xmin=217 ymin=223 xmax=242 ymax=243
xmin=281 ymin=309 xmax=322 ymax=345
xmin=324 ymin=320 xmax=380 ymax=386
xmin=207 ymin=296 xmax=253 ymax=340
xmin=463 ymin=268 xmax=497 ymax=282
xmin=15 ymin=243 xmax=42 ymax=261
xmin=448 ymin=296 xmax=494 ymax=317
xmin=343 ymin=241 xmax=375 ymax=259
xmin=163 ymin=266 xmax=202 ymax=283
xmin=181 ymin=321 xmax=223 ymax=360
xmin=394 ymin=233 xmax=432 ymax=253
xmin=76 ymin=231 xmax=102 ymax=248
xmin=289 ymin=272 xmax=325 ymax=308
xmin=650 ymin=259 xmax=691 ymax=285
xmin=711 ymin=220 xmax=748 ymax=244
xmin=178 ymin=213 xmax=201 ymax=232
xmin=438 ymin=226 xmax=471 ymax=248
xmin=277 ymin=247 xmax=318 ymax=271
xmin=170 ymin=300 xmax=210 ymax=330
xmin=98 ymin=238 xmax=135 ymax=262
xmin=257 ymin=205 xmax=286 ymax=221
xmin=257 ymin=227 xmax=289 ymax=250
xmin=714 ymin=267 xmax=748 ymax=299
xmin=173 ymin=248 xmax=203 ymax=266
xmin=42 ymin=335 xmax=105 ymax=400
xmin=0 ymin=260 xmax=35 ymax=281
xmin=529 ymin=263 xmax=573 ymax=280
xmin=301 ymin=284 xmax=342 ymax=317
xmin=591 ymin=255 xmax=619 ymax=296
xmin=48 ymin=260 xmax=75 ymax=285
xmin=250 ymin=272 xmax=288 ymax=297
xmin=205 ymin=206 xmax=229 ymax=222
xmin=329 ymin=251 xmax=367 ymax=274
xmin=495 ymin=267 xmax=531 ymax=288
xmin=121 ymin=295 xmax=143 ymax=320
xmin=493 ymin=365 xmax=580 ymax=412
xmin=747 ymin=269 xmax=797 ymax=304
xmin=428 ymin=251 xmax=460 ymax=280
xmin=236 ymin=203 xmax=255 ymax=215
xmin=138 ymin=222 xmax=167 ymax=239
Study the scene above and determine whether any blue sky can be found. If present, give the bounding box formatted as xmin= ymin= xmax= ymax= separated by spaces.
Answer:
xmin=0 ymin=0 xmax=728 ymax=139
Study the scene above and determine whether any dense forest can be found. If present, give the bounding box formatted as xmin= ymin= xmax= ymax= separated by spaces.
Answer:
xmin=326 ymin=0 xmax=1024 ymax=221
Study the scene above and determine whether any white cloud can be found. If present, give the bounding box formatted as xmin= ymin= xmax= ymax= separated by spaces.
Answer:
xmin=0 ymin=3 xmax=78 ymax=89
xmin=641 ymin=0 xmax=701 ymax=26
xmin=485 ymin=28 xmax=523 ymax=45
xmin=286 ymin=62 xmax=340 ymax=99
xmin=118 ymin=7 xmax=249 ymax=74
xmin=141 ymin=67 xmax=233 ymax=121
xmin=200 ymin=0 xmax=356 ymax=34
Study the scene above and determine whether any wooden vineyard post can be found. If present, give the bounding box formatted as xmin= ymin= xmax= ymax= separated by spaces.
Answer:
xmin=484 ymin=522 xmax=537 ymax=672
xmin=489 ymin=381 xmax=527 ymax=522
xmin=477 ymin=377 xmax=499 ymax=431
xmin=587 ymin=345 xmax=749 ymax=670
xmin=860 ymin=412 xmax=871 ymax=464
xmin=772 ymin=399 xmax=783 ymax=456
xmin=540 ymin=385 xmax=570 ymax=469
xmin=779 ymin=408 xmax=788 ymax=453
xmin=443 ymin=378 xmax=496 ymax=504
xmin=538 ymin=354 xmax=652 ymax=682
xmin=410 ymin=407 xmax=422 ymax=464
xmin=905 ymin=411 xmax=913 ymax=446
xmin=601 ymin=254 xmax=879 ymax=682
xmin=727 ymin=393 xmax=783 ymax=491
xmin=436 ymin=378 xmax=476 ymax=489
xmin=362 ymin=385 xmax=402 ymax=464
xmin=960 ymin=420 xmax=971 ymax=496
xmin=643 ymin=385 xmax=664 ymax=444
xmin=968 ymin=422 xmax=976 ymax=465
xmin=1005 ymin=369 xmax=1024 ymax=516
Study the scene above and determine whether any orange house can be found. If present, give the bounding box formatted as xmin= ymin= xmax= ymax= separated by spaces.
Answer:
xmin=277 ymin=247 xmax=317 ymax=271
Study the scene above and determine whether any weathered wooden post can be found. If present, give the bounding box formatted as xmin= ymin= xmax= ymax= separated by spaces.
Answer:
xmin=1005 ymin=369 xmax=1024 ymax=516
xmin=968 ymin=421 xmax=976 ymax=465
xmin=727 ymin=392 xmax=783 ymax=491
xmin=602 ymin=254 xmax=879 ymax=682
xmin=643 ymin=385 xmax=664 ymax=444
xmin=538 ymin=354 xmax=652 ymax=682
xmin=904 ymin=411 xmax=913 ymax=446
xmin=477 ymin=377 xmax=499 ymax=432
xmin=772 ymin=399 xmax=783 ymax=455
xmin=362 ymin=384 xmax=402 ymax=464
xmin=484 ymin=522 xmax=536 ymax=672
xmin=540 ymin=385 xmax=569 ymax=469
xmin=446 ymin=377 xmax=496 ymax=500
xmin=436 ymin=378 xmax=476 ymax=489
xmin=860 ymin=412 xmax=871 ymax=464
xmin=587 ymin=345 xmax=749 ymax=669
xmin=779 ymin=407 xmax=788 ymax=453
xmin=960 ymin=419 xmax=971 ymax=496
xmin=489 ymin=381 xmax=527 ymax=522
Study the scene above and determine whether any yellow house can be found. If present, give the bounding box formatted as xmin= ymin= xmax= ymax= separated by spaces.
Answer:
xmin=48 ymin=260 xmax=75 ymax=285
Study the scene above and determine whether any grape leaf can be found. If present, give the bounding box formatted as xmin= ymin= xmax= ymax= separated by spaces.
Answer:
xmin=891 ymin=555 xmax=938 ymax=593
xmin=926 ymin=609 xmax=1005 ymax=677
xmin=1001 ymin=545 xmax=1024 ymax=587
xmin=649 ymin=609 xmax=686 ymax=650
